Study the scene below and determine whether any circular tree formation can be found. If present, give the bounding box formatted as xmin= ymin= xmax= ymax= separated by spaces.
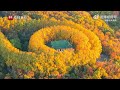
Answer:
xmin=28 ymin=25 xmax=102 ymax=75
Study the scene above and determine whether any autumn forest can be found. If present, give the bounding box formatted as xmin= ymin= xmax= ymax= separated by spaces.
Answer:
xmin=0 ymin=11 xmax=120 ymax=79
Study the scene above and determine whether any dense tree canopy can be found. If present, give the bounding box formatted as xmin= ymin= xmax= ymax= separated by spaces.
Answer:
xmin=0 ymin=11 xmax=120 ymax=79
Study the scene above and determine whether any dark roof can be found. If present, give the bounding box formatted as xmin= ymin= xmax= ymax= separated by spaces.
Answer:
xmin=50 ymin=40 xmax=73 ymax=49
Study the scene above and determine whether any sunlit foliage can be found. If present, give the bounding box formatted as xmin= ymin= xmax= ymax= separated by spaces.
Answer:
xmin=0 ymin=11 xmax=120 ymax=79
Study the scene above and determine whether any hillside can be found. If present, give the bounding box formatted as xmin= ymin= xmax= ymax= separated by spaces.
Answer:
xmin=0 ymin=11 xmax=120 ymax=79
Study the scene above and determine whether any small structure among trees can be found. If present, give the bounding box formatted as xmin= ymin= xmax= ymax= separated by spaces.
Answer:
xmin=49 ymin=40 xmax=74 ymax=52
